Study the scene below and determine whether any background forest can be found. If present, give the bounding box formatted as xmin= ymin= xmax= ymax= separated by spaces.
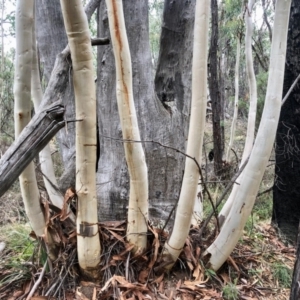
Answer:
xmin=0 ymin=0 xmax=299 ymax=299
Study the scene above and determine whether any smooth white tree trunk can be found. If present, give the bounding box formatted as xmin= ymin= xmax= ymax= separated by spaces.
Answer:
xmin=162 ymin=0 xmax=210 ymax=268
xmin=105 ymin=0 xmax=149 ymax=253
xmin=60 ymin=0 xmax=101 ymax=278
xmin=219 ymin=0 xmax=258 ymax=226
xmin=31 ymin=7 xmax=64 ymax=211
xmin=206 ymin=0 xmax=291 ymax=271
xmin=226 ymin=37 xmax=240 ymax=161
xmin=14 ymin=0 xmax=45 ymax=237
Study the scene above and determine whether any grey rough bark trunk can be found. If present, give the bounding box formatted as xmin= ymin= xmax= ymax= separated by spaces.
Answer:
xmin=97 ymin=0 xmax=195 ymax=222
xmin=208 ymin=0 xmax=225 ymax=175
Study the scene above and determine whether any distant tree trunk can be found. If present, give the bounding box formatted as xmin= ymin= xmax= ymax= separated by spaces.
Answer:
xmin=290 ymin=223 xmax=300 ymax=300
xmin=273 ymin=0 xmax=300 ymax=242
xmin=97 ymin=0 xmax=195 ymax=222
xmin=208 ymin=0 xmax=224 ymax=175
xmin=226 ymin=36 xmax=240 ymax=162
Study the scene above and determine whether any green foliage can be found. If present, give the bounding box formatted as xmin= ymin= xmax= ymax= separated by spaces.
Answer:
xmin=272 ymin=263 xmax=292 ymax=288
xmin=0 ymin=224 xmax=36 ymax=262
xmin=221 ymin=0 xmax=244 ymax=40
xmin=254 ymin=193 xmax=273 ymax=220
xmin=0 ymin=48 xmax=15 ymax=144
xmin=148 ymin=0 xmax=163 ymax=67
xmin=205 ymin=268 xmax=217 ymax=280
xmin=222 ymin=281 xmax=239 ymax=300
xmin=0 ymin=224 xmax=36 ymax=287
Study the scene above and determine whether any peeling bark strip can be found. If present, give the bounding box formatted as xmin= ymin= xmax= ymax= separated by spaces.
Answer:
xmin=0 ymin=102 xmax=65 ymax=198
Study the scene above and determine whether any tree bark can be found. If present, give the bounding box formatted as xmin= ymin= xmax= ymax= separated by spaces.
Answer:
xmin=273 ymin=0 xmax=300 ymax=242
xmin=290 ymin=223 xmax=300 ymax=300
xmin=208 ymin=0 xmax=225 ymax=175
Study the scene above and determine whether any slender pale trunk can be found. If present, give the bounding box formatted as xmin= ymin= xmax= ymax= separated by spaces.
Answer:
xmin=105 ymin=0 xmax=149 ymax=253
xmin=219 ymin=0 xmax=257 ymax=226
xmin=162 ymin=0 xmax=209 ymax=268
xmin=31 ymin=7 xmax=64 ymax=210
xmin=60 ymin=0 xmax=100 ymax=278
xmin=206 ymin=0 xmax=291 ymax=271
xmin=226 ymin=36 xmax=240 ymax=161
xmin=14 ymin=0 xmax=45 ymax=237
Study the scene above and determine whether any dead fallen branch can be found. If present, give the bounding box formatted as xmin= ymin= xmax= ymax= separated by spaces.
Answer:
xmin=0 ymin=102 xmax=65 ymax=198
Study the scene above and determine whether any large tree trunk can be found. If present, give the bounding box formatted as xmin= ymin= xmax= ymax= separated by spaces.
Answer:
xmin=208 ymin=0 xmax=225 ymax=175
xmin=273 ymin=0 xmax=300 ymax=242
xmin=97 ymin=0 xmax=195 ymax=222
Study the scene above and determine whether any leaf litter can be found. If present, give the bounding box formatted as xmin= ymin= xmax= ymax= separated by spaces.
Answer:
xmin=0 ymin=190 xmax=295 ymax=299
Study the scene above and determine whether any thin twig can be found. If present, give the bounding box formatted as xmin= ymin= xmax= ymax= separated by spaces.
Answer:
xmin=282 ymin=74 xmax=300 ymax=106
xmin=257 ymin=185 xmax=273 ymax=197
xmin=26 ymin=261 xmax=47 ymax=300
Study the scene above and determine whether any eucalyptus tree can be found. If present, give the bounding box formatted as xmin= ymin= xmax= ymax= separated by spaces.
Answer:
xmin=162 ymin=0 xmax=210 ymax=268
xmin=59 ymin=0 xmax=101 ymax=278
xmin=14 ymin=0 xmax=44 ymax=237
xmin=105 ymin=0 xmax=149 ymax=252
xmin=14 ymin=0 xmax=57 ymax=259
